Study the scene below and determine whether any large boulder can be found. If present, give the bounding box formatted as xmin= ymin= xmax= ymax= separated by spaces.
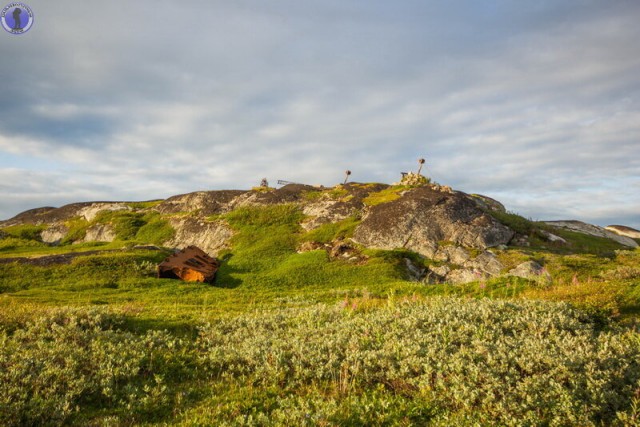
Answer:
xmin=352 ymin=186 xmax=514 ymax=257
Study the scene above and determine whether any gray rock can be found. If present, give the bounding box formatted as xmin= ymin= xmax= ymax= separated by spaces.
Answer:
xmin=544 ymin=220 xmax=637 ymax=248
xmin=447 ymin=268 xmax=483 ymax=284
xmin=352 ymin=186 xmax=514 ymax=258
xmin=405 ymin=258 xmax=426 ymax=282
xmin=164 ymin=217 xmax=234 ymax=256
xmin=508 ymin=261 xmax=551 ymax=283
xmin=433 ymin=245 xmax=471 ymax=265
xmin=428 ymin=265 xmax=451 ymax=277
xmin=465 ymin=251 xmax=503 ymax=276
xmin=41 ymin=224 xmax=69 ymax=245
xmin=80 ymin=224 xmax=116 ymax=243
xmin=538 ymin=229 xmax=567 ymax=244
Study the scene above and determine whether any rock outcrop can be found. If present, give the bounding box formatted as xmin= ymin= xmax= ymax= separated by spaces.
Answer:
xmin=164 ymin=217 xmax=234 ymax=256
xmin=544 ymin=220 xmax=638 ymax=248
xmin=606 ymin=225 xmax=640 ymax=240
xmin=352 ymin=186 xmax=514 ymax=257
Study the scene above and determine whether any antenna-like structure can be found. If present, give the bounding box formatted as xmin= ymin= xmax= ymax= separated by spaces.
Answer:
xmin=343 ymin=170 xmax=352 ymax=185
xmin=417 ymin=158 xmax=426 ymax=175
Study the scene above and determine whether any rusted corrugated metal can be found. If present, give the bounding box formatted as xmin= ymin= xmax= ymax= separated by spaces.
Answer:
xmin=157 ymin=246 xmax=219 ymax=283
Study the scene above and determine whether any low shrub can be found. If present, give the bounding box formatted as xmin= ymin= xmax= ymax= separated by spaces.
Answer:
xmin=0 ymin=308 xmax=182 ymax=426
xmin=197 ymin=298 xmax=640 ymax=425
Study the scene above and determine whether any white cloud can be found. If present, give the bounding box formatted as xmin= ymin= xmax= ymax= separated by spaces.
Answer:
xmin=0 ymin=1 xmax=638 ymax=229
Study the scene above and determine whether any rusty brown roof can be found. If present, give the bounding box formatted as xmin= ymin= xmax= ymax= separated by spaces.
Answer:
xmin=158 ymin=246 xmax=220 ymax=283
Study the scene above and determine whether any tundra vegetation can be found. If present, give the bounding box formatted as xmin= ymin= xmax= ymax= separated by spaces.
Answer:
xmin=1 ymin=190 xmax=640 ymax=426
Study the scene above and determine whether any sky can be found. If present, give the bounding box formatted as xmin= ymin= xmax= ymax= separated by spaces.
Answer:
xmin=0 ymin=0 xmax=639 ymax=229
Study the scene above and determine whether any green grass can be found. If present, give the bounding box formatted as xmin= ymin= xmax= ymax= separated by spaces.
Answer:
xmin=1 ymin=224 xmax=46 ymax=241
xmin=126 ymin=200 xmax=164 ymax=210
xmin=301 ymin=215 xmax=360 ymax=244
xmin=2 ymin=199 xmax=640 ymax=425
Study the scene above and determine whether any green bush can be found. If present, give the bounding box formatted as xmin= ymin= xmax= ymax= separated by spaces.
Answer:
xmin=197 ymin=298 xmax=640 ymax=425
xmin=0 ymin=308 xmax=182 ymax=426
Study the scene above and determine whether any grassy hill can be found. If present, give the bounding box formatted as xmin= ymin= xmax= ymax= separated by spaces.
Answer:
xmin=1 ymin=186 xmax=640 ymax=425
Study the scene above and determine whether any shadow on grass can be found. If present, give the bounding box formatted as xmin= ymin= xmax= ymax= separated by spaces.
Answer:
xmin=214 ymin=253 xmax=242 ymax=289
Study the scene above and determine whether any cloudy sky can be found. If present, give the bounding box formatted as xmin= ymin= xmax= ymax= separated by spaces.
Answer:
xmin=1 ymin=0 xmax=639 ymax=228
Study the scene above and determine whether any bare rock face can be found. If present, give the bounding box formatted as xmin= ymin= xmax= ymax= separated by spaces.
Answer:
xmin=80 ymin=224 xmax=116 ymax=243
xmin=41 ymin=224 xmax=69 ymax=245
xmin=155 ymin=190 xmax=246 ymax=216
xmin=78 ymin=203 xmax=130 ymax=222
xmin=606 ymin=225 xmax=640 ymax=240
xmin=544 ymin=220 xmax=638 ymax=248
xmin=352 ymin=186 xmax=514 ymax=257
xmin=164 ymin=217 xmax=234 ymax=256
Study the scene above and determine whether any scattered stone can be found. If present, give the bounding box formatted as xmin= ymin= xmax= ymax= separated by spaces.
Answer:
xmin=297 ymin=241 xmax=324 ymax=253
xmin=447 ymin=268 xmax=483 ymax=284
xmin=538 ymin=229 xmax=567 ymax=244
xmin=428 ymin=265 xmax=451 ymax=278
xmin=511 ymin=234 xmax=531 ymax=247
xmin=405 ymin=258 xmax=427 ymax=282
xmin=508 ymin=261 xmax=552 ymax=284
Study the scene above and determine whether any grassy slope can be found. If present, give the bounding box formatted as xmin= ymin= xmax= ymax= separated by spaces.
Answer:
xmin=1 ymin=197 xmax=640 ymax=425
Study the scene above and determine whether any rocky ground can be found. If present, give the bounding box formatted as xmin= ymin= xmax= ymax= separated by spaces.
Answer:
xmin=1 ymin=179 xmax=637 ymax=285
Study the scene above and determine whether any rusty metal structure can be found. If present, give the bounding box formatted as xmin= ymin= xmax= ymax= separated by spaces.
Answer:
xmin=157 ymin=246 xmax=220 ymax=283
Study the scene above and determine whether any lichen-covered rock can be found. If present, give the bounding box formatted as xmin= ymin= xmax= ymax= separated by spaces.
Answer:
xmin=352 ymin=186 xmax=514 ymax=257
xmin=466 ymin=251 xmax=503 ymax=276
xmin=164 ymin=217 xmax=234 ymax=256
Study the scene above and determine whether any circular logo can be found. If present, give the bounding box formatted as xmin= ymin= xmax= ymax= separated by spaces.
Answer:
xmin=1 ymin=2 xmax=34 ymax=35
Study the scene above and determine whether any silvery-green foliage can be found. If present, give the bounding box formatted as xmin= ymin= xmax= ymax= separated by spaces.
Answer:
xmin=0 ymin=308 xmax=178 ymax=426
xmin=197 ymin=298 xmax=640 ymax=426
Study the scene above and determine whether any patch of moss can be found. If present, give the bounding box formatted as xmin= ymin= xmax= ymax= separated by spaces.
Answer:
xmin=363 ymin=186 xmax=410 ymax=206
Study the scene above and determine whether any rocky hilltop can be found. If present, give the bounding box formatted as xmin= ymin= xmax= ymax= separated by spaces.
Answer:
xmin=1 ymin=181 xmax=636 ymax=284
